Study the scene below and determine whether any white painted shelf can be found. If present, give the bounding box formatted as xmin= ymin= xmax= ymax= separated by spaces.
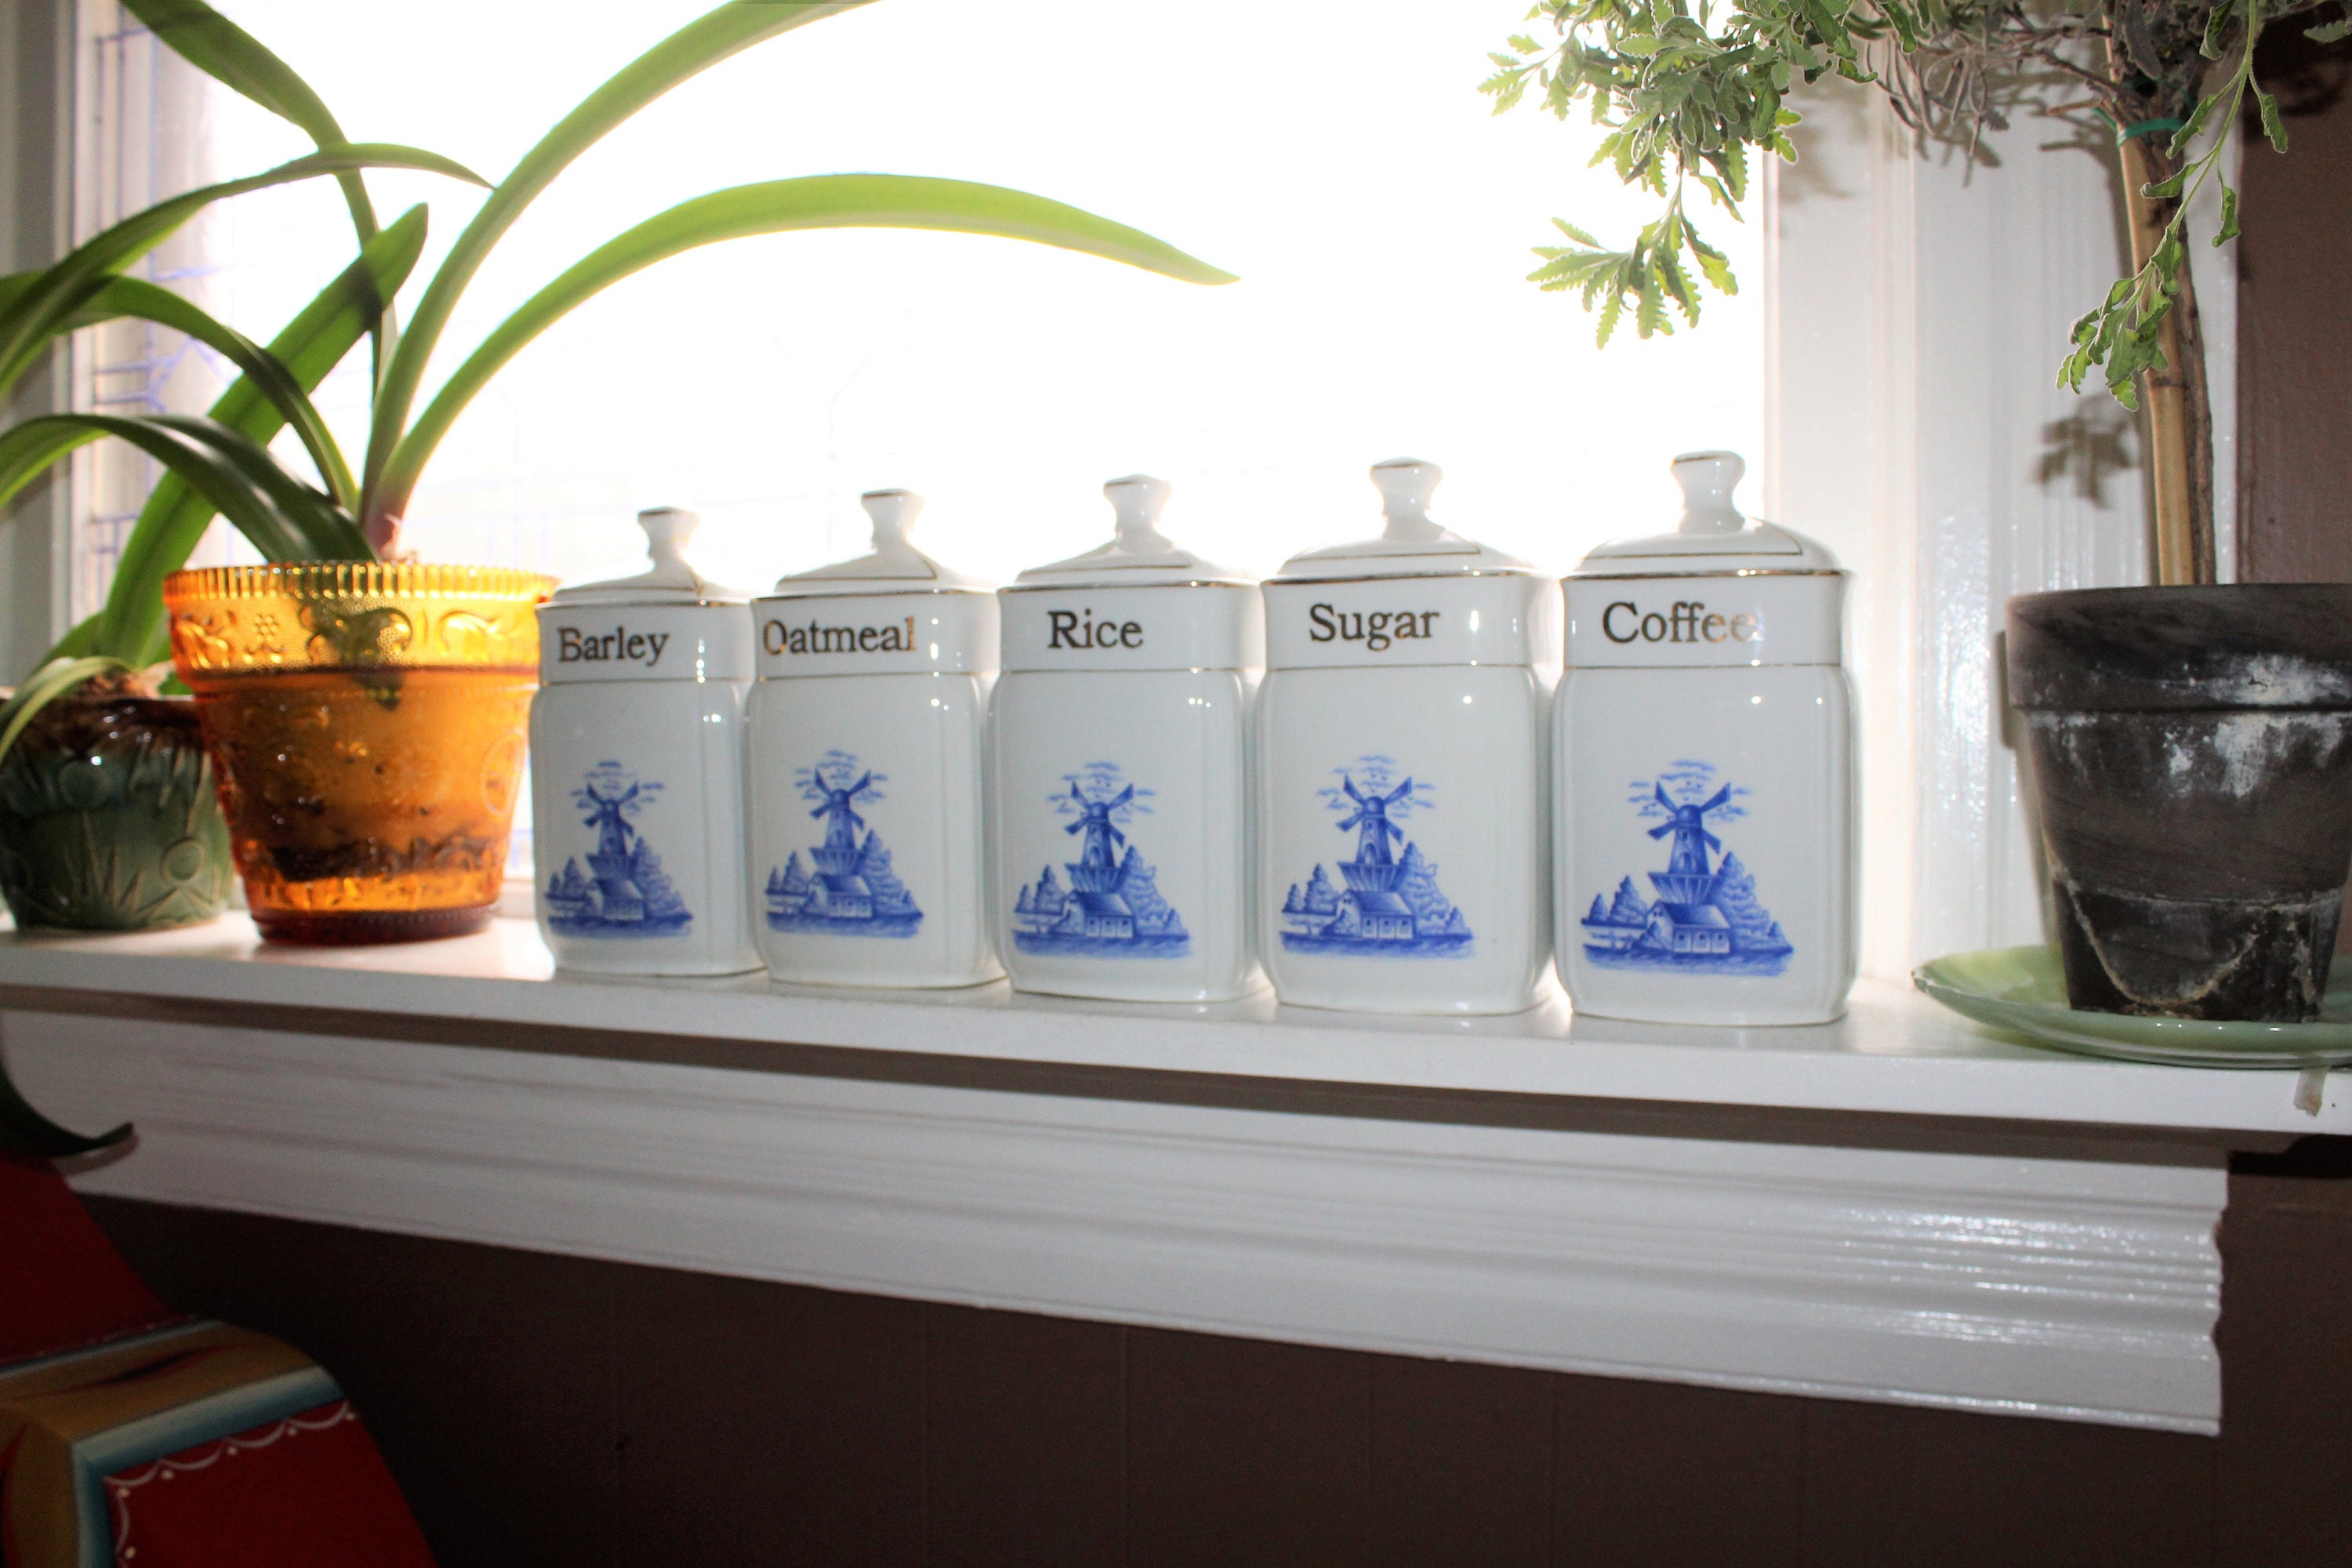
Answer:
xmin=0 ymin=914 xmax=2340 ymax=1135
xmin=4 ymin=914 xmax=2305 ymax=1434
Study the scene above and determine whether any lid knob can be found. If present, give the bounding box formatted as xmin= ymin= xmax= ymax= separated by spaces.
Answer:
xmin=637 ymin=506 xmax=701 ymax=575
xmin=1671 ymin=451 xmax=1747 ymax=535
xmin=1103 ymin=473 xmax=1175 ymax=552
xmin=1370 ymin=457 xmax=1444 ymax=543
xmin=861 ymin=488 xmax=924 ymax=549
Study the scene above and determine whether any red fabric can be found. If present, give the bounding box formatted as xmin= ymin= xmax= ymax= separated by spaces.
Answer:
xmin=104 ymin=1402 xmax=436 ymax=1568
xmin=0 ymin=1156 xmax=173 ymax=1366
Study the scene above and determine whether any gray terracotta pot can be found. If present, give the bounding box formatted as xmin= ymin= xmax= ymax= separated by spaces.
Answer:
xmin=2006 ymin=583 xmax=2352 ymax=1022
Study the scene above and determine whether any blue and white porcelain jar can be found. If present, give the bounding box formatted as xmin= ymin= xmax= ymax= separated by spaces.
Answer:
xmin=990 ymin=475 xmax=1265 ymax=1003
xmin=1555 ymin=451 xmax=1857 ymax=1024
xmin=531 ymin=506 xmax=760 ymax=976
xmin=1257 ymin=459 xmax=1557 ymax=1014
xmin=746 ymin=489 xmax=1000 ymax=988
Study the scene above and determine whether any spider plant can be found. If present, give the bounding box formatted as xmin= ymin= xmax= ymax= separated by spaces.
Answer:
xmin=13 ymin=0 xmax=1229 ymax=643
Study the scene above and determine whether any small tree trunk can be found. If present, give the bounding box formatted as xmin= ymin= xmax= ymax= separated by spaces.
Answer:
xmin=2118 ymin=135 xmax=2218 ymax=586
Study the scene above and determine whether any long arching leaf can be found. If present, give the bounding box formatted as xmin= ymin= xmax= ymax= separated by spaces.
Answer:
xmin=85 ymin=208 xmax=426 ymax=666
xmin=376 ymin=174 xmax=1235 ymax=523
xmin=120 ymin=0 xmax=414 ymax=383
xmin=51 ymin=277 xmax=355 ymax=507
xmin=140 ymin=414 xmax=368 ymax=558
xmin=0 ymin=143 xmax=482 ymax=402
xmin=0 ymin=657 xmax=131 ymax=765
xmin=0 ymin=415 xmax=310 ymax=562
xmin=364 ymin=1 xmax=869 ymax=534
xmin=121 ymin=0 xmax=381 ymax=248
xmin=42 ymin=615 xmax=100 ymax=662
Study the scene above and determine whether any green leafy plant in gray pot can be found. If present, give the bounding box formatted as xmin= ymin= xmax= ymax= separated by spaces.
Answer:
xmin=1489 ymin=0 xmax=2352 ymax=1021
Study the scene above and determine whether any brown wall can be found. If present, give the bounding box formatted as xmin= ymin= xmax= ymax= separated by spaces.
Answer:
xmin=2235 ymin=27 xmax=2352 ymax=946
xmin=2238 ymin=29 xmax=2352 ymax=582
xmin=80 ymin=1143 xmax=2352 ymax=1568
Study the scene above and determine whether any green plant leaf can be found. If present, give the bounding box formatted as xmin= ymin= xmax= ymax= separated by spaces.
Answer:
xmin=142 ymin=413 xmax=369 ymax=557
xmin=43 ymin=276 xmax=355 ymax=508
xmin=42 ymin=615 xmax=101 ymax=662
xmin=364 ymin=0 xmax=872 ymax=533
xmin=2255 ymin=82 xmax=2288 ymax=152
xmin=120 ymin=0 xmax=383 ymax=247
xmin=373 ymin=173 xmax=1236 ymax=527
xmin=83 ymin=209 xmax=426 ymax=668
xmin=0 ymin=656 xmax=132 ymax=765
xmin=0 ymin=414 xmax=315 ymax=565
xmin=0 ymin=144 xmax=481 ymax=407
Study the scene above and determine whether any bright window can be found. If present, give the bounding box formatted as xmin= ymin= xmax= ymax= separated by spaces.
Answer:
xmin=75 ymin=0 xmax=1766 ymax=873
xmin=170 ymin=0 xmax=1763 ymax=586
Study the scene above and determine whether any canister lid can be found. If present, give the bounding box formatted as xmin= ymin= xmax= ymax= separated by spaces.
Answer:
xmin=1269 ymin=459 xmax=1539 ymax=582
xmin=766 ymin=488 xmax=989 ymax=597
xmin=546 ymin=506 xmax=750 ymax=606
xmin=1009 ymin=474 xmax=1249 ymax=590
xmin=1572 ymin=452 xmax=1842 ymax=576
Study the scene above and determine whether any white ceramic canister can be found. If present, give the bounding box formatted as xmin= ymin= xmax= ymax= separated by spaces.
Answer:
xmin=990 ymin=475 xmax=1265 ymax=1003
xmin=1257 ymin=459 xmax=1556 ymax=1014
xmin=531 ymin=506 xmax=760 ymax=975
xmin=746 ymin=489 xmax=1000 ymax=988
xmin=1555 ymin=451 xmax=1857 ymax=1025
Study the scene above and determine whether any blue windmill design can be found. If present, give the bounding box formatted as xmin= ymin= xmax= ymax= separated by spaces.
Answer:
xmin=1334 ymin=774 xmax=1417 ymax=938
xmin=806 ymin=768 xmax=876 ymax=917
xmin=1337 ymin=775 xmax=1411 ymax=866
xmin=1012 ymin=768 xmax=1185 ymax=953
xmin=1065 ymin=781 xmax=1134 ymax=887
xmin=580 ymin=779 xmax=641 ymax=862
xmin=1054 ymin=780 xmax=1139 ymax=938
xmin=547 ymin=765 xmax=691 ymax=934
xmin=576 ymin=778 xmax=650 ymax=922
xmin=1579 ymin=767 xmax=1789 ymax=971
xmin=1646 ymin=782 xmax=1732 ymax=907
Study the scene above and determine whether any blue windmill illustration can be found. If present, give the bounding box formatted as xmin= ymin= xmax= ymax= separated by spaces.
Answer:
xmin=1280 ymin=761 xmax=1471 ymax=954
xmin=1333 ymin=775 xmax=1417 ymax=940
xmin=805 ymin=769 xmax=875 ymax=918
xmin=765 ymin=753 xmax=923 ymax=935
xmin=544 ymin=764 xmax=691 ymax=935
xmin=1646 ymin=782 xmax=1731 ymax=907
xmin=1580 ymin=765 xmax=1792 ymax=971
xmin=1011 ymin=768 xmax=1188 ymax=954
xmin=1062 ymin=780 xmax=1138 ymax=938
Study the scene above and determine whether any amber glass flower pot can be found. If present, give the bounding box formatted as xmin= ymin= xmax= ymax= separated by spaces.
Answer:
xmin=164 ymin=563 xmax=555 ymax=945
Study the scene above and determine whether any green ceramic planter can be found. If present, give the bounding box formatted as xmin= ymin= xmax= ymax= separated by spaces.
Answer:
xmin=0 ymin=688 xmax=232 ymax=931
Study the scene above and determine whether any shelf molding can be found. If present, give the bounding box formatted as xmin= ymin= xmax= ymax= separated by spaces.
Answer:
xmin=6 ymin=998 xmax=2227 ymax=1435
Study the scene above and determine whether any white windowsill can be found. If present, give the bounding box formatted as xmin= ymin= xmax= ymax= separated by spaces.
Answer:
xmin=3 ymin=916 xmax=2321 ymax=1436
xmin=0 ymin=913 xmax=2339 ymax=1138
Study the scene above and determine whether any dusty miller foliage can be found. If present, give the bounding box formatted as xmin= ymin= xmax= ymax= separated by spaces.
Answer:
xmin=1484 ymin=0 xmax=2343 ymax=405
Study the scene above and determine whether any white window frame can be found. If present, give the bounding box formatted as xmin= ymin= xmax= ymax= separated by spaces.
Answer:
xmin=0 ymin=0 xmax=75 ymax=681
xmin=1766 ymin=80 xmax=2238 ymax=981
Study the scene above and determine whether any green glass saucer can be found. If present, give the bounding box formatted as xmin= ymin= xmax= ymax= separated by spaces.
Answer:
xmin=1913 ymin=946 xmax=2352 ymax=1069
